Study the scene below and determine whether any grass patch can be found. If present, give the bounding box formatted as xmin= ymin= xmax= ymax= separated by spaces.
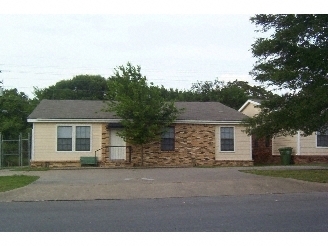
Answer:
xmin=254 ymin=163 xmax=328 ymax=167
xmin=241 ymin=169 xmax=328 ymax=183
xmin=0 ymin=175 xmax=39 ymax=192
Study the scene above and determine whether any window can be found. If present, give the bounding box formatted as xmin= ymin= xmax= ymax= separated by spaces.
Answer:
xmin=57 ymin=125 xmax=91 ymax=151
xmin=76 ymin=126 xmax=91 ymax=151
xmin=57 ymin=126 xmax=72 ymax=151
xmin=220 ymin=127 xmax=234 ymax=151
xmin=161 ymin=127 xmax=175 ymax=151
xmin=317 ymin=130 xmax=328 ymax=147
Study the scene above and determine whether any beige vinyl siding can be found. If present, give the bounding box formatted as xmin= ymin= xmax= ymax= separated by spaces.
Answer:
xmin=215 ymin=125 xmax=252 ymax=160
xmin=272 ymin=135 xmax=298 ymax=155
xmin=32 ymin=122 xmax=102 ymax=161
xmin=240 ymin=103 xmax=261 ymax=117
xmin=300 ymin=133 xmax=328 ymax=155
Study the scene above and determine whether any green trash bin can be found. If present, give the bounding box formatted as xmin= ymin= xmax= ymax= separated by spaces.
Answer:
xmin=278 ymin=147 xmax=293 ymax=165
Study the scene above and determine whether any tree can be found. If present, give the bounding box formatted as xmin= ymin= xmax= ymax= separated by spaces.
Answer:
xmin=33 ymin=75 xmax=108 ymax=100
xmin=190 ymin=80 xmax=222 ymax=102
xmin=188 ymin=80 xmax=272 ymax=109
xmin=0 ymin=89 xmax=33 ymax=139
xmin=219 ymin=83 xmax=249 ymax=110
xmin=224 ymin=80 xmax=273 ymax=99
xmin=106 ymin=63 xmax=182 ymax=166
xmin=244 ymin=14 xmax=328 ymax=137
xmin=155 ymin=79 xmax=272 ymax=109
xmin=219 ymin=80 xmax=273 ymax=109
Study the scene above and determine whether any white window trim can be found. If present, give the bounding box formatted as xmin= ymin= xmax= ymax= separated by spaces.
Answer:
xmin=219 ymin=126 xmax=235 ymax=152
xmin=56 ymin=124 xmax=92 ymax=152
xmin=316 ymin=131 xmax=328 ymax=148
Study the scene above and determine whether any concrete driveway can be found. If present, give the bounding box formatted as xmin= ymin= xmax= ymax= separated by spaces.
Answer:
xmin=0 ymin=166 xmax=328 ymax=202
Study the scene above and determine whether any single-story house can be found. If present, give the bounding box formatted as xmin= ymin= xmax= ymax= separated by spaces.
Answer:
xmin=27 ymin=99 xmax=253 ymax=168
xmin=239 ymin=99 xmax=328 ymax=164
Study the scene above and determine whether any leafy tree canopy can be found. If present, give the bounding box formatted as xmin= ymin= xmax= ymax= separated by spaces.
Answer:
xmin=33 ymin=74 xmax=108 ymax=100
xmin=0 ymin=89 xmax=33 ymax=139
xmin=162 ymin=79 xmax=272 ymax=110
xmin=244 ymin=14 xmax=328 ymax=137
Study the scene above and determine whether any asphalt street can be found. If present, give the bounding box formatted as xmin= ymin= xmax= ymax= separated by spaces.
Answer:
xmin=1 ymin=193 xmax=328 ymax=231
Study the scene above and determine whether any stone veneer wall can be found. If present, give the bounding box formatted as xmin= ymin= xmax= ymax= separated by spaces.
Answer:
xmin=267 ymin=155 xmax=328 ymax=165
xmin=30 ymin=161 xmax=80 ymax=168
xmin=293 ymin=155 xmax=328 ymax=164
xmin=100 ymin=123 xmax=253 ymax=167
xmin=131 ymin=124 xmax=216 ymax=167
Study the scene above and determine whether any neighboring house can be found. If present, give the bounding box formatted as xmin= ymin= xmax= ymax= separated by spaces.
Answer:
xmin=238 ymin=99 xmax=262 ymax=117
xmin=27 ymin=100 xmax=253 ymax=168
xmin=239 ymin=99 xmax=328 ymax=164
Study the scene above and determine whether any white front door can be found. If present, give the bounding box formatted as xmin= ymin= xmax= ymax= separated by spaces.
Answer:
xmin=110 ymin=129 xmax=126 ymax=160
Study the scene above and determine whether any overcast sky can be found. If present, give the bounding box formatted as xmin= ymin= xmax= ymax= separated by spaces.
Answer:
xmin=0 ymin=1 xmax=325 ymax=98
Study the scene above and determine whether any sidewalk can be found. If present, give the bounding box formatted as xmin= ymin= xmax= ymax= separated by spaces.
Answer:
xmin=0 ymin=166 xmax=328 ymax=202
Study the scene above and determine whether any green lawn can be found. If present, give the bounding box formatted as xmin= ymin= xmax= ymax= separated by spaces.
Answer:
xmin=0 ymin=175 xmax=39 ymax=192
xmin=241 ymin=169 xmax=328 ymax=183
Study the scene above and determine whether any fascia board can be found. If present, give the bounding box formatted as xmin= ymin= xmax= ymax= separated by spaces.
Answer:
xmin=238 ymin=99 xmax=261 ymax=112
xmin=174 ymin=120 xmax=243 ymax=125
xmin=27 ymin=118 xmax=121 ymax=123
xmin=28 ymin=118 xmax=243 ymax=125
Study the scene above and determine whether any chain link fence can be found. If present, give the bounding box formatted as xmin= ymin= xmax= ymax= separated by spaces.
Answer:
xmin=0 ymin=133 xmax=31 ymax=168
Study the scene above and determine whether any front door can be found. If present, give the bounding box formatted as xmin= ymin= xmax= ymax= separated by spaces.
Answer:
xmin=110 ymin=129 xmax=126 ymax=160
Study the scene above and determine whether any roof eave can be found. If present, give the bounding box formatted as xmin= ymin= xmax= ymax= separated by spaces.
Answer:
xmin=174 ymin=120 xmax=243 ymax=124
xmin=27 ymin=118 xmax=121 ymax=123
xmin=28 ymin=118 xmax=244 ymax=125
xmin=238 ymin=99 xmax=261 ymax=112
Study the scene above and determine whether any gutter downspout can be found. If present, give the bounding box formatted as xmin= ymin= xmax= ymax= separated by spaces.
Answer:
xmin=250 ymin=135 xmax=252 ymax=160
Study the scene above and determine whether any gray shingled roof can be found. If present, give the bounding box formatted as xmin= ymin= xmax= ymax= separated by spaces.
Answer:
xmin=28 ymin=100 xmax=247 ymax=122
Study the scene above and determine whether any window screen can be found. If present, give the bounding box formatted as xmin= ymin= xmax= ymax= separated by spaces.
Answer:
xmin=317 ymin=130 xmax=328 ymax=147
xmin=220 ymin=127 xmax=234 ymax=151
xmin=57 ymin=126 xmax=72 ymax=151
xmin=161 ymin=127 xmax=175 ymax=151
xmin=76 ymin=126 xmax=91 ymax=151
